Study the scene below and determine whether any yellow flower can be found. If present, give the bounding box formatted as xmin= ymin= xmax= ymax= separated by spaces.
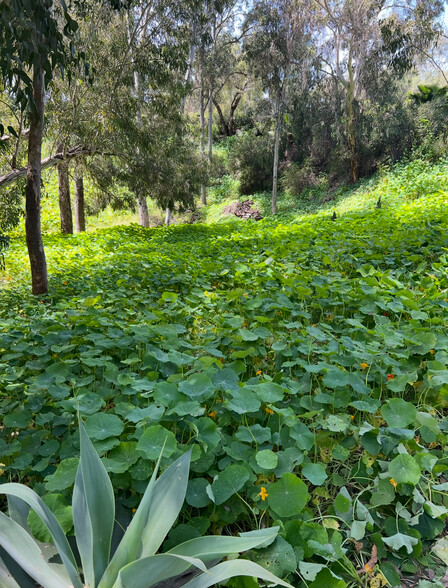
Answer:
xmin=208 ymin=411 xmax=217 ymax=419
xmin=256 ymin=370 xmax=262 ymax=375
xmin=265 ymin=407 xmax=274 ymax=415
xmin=389 ymin=478 xmax=398 ymax=488
xmin=430 ymin=349 xmax=435 ymax=355
xmin=258 ymin=487 xmax=268 ymax=501
xmin=0 ymin=463 xmax=4 ymax=476
xmin=360 ymin=362 xmax=368 ymax=370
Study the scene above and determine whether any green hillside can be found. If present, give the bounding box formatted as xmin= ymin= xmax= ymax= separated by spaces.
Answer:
xmin=1 ymin=159 xmax=448 ymax=586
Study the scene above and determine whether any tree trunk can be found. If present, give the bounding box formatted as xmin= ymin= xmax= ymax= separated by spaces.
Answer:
xmin=200 ymin=82 xmax=207 ymax=205
xmin=272 ymin=88 xmax=281 ymax=215
xmin=208 ymin=87 xmax=213 ymax=162
xmin=347 ymin=88 xmax=358 ymax=184
xmin=165 ymin=207 xmax=172 ymax=226
xmin=74 ymin=175 xmax=86 ymax=232
xmin=57 ymin=145 xmax=73 ymax=234
xmin=25 ymin=65 xmax=48 ymax=295
xmin=180 ymin=18 xmax=197 ymax=115
xmin=138 ymin=196 xmax=150 ymax=227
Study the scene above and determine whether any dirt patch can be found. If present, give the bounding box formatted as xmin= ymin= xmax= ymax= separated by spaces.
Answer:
xmin=222 ymin=199 xmax=263 ymax=220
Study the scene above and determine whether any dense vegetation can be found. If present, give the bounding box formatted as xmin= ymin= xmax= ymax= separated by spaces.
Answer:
xmin=1 ymin=0 xmax=448 ymax=586
xmin=1 ymin=158 xmax=448 ymax=586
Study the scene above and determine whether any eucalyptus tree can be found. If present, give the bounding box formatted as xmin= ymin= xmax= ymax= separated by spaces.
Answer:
xmin=244 ymin=0 xmax=313 ymax=214
xmin=45 ymin=0 xmax=201 ymax=229
xmin=195 ymin=0 xmax=245 ymax=205
xmin=0 ymin=0 xmax=82 ymax=294
xmin=313 ymin=0 xmax=444 ymax=183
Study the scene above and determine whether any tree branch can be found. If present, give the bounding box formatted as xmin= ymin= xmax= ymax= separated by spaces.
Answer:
xmin=0 ymin=145 xmax=93 ymax=188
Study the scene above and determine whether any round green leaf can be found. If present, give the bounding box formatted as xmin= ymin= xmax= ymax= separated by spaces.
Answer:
xmin=186 ymin=478 xmax=212 ymax=508
xmin=389 ymin=454 xmax=421 ymax=485
xmin=302 ymin=463 xmax=328 ymax=486
xmin=137 ymin=425 xmax=177 ymax=460
xmin=45 ymin=458 xmax=79 ymax=492
xmin=381 ymin=398 xmax=416 ymax=428
xmin=268 ymin=473 xmax=309 ymax=517
xmin=84 ymin=413 xmax=124 ymax=441
xmin=255 ymin=450 xmax=278 ymax=470
xmin=178 ymin=374 xmax=214 ymax=401
xmin=211 ymin=464 xmax=250 ymax=505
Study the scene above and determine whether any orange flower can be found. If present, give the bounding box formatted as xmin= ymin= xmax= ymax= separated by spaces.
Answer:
xmin=430 ymin=349 xmax=435 ymax=355
xmin=389 ymin=478 xmax=398 ymax=488
xmin=364 ymin=563 xmax=373 ymax=573
xmin=256 ymin=370 xmax=262 ymax=375
xmin=265 ymin=407 xmax=274 ymax=415
xmin=387 ymin=374 xmax=394 ymax=381
xmin=350 ymin=415 xmax=355 ymax=420
xmin=360 ymin=362 xmax=368 ymax=370
xmin=258 ymin=487 xmax=268 ymax=501
xmin=208 ymin=411 xmax=217 ymax=419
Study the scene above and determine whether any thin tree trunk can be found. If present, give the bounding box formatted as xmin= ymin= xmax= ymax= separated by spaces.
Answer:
xmin=180 ymin=18 xmax=197 ymax=115
xmin=25 ymin=65 xmax=48 ymax=295
xmin=208 ymin=86 xmax=213 ymax=162
xmin=347 ymin=88 xmax=358 ymax=184
xmin=165 ymin=207 xmax=172 ymax=226
xmin=128 ymin=8 xmax=150 ymax=228
xmin=74 ymin=175 xmax=86 ymax=232
xmin=200 ymin=82 xmax=207 ymax=205
xmin=347 ymin=45 xmax=358 ymax=184
xmin=272 ymin=88 xmax=281 ymax=215
xmin=138 ymin=195 xmax=150 ymax=226
xmin=57 ymin=144 xmax=73 ymax=234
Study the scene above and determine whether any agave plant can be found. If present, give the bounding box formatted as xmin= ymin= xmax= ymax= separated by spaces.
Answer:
xmin=0 ymin=421 xmax=292 ymax=588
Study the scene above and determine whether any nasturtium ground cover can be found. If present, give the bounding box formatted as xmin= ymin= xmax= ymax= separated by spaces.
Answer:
xmin=1 ymin=163 xmax=448 ymax=586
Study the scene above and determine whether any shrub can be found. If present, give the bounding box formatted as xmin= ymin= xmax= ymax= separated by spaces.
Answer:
xmin=227 ymin=132 xmax=274 ymax=195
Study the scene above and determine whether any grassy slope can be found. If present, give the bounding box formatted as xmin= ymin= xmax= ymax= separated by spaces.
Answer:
xmin=1 ymin=158 xmax=448 ymax=586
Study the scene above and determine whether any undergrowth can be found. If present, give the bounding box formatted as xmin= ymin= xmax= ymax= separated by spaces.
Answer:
xmin=1 ymin=158 xmax=448 ymax=587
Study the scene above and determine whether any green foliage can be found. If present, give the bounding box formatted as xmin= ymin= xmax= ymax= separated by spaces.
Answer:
xmin=1 ymin=158 xmax=448 ymax=585
xmin=227 ymin=132 xmax=274 ymax=194
xmin=0 ymin=421 xmax=291 ymax=588
xmin=280 ymin=162 xmax=328 ymax=200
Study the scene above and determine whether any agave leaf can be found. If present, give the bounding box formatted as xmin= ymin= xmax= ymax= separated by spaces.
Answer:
xmin=98 ymin=446 xmax=166 ymax=588
xmin=181 ymin=560 xmax=294 ymax=588
xmin=73 ymin=420 xmax=115 ymax=587
xmin=112 ymin=553 xmax=208 ymax=588
xmin=167 ymin=527 xmax=280 ymax=562
xmin=0 ymin=483 xmax=81 ymax=588
xmin=0 ymin=512 xmax=72 ymax=588
xmin=7 ymin=495 xmax=30 ymax=529
xmin=139 ymin=449 xmax=192 ymax=558
xmin=99 ymin=448 xmax=191 ymax=588
xmin=0 ymin=555 xmax=21 ymax=588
